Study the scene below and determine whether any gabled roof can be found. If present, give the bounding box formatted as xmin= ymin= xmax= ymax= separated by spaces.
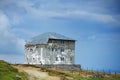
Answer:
xmin=26 ymin=32 xmax=75 ymax=44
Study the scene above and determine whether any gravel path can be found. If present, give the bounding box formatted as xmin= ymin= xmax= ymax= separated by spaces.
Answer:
xmin=13 ymin=65 xmax=60 ymax=80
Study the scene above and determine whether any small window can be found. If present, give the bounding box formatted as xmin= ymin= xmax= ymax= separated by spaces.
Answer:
xmin=49 ymin=40 xmax=52 ymax=43
xmin=36 ymin=46 xmax=38 ymax=48
xmin=54 ymin=40 xmax=57 ymax=43
xmin=61 ymin=48 xmax=64 ymax=52
xmin=61 ymin=40 xmax=64 ymax=44
xmin=55 ymin=48 xmax=57 ymax=51
xmin=56 ymin=57 xmax=59 ymax=61
xmin=61 ymin=57 xmax=64 ymax=61
xmin=30 ymin=48 xmax=33 ymax=51
xmin=52 ymin=48 xmax=54 ymax=51
xmin=52 ymin=48 xmax=57 ymax=52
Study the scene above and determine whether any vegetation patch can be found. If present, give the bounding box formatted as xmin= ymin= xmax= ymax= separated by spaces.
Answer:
xmin=1 ymin=60 xmax=120 ymax=80
xmin=0 ymin=60 xmax=27 ymax=80
xmin=36 ymin=66 xmax=120 ymax=80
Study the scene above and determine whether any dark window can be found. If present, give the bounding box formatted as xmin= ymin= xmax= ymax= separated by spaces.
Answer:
xmin=36 ymin=46 xmax=38 ymax=48
xmin=55 ymin=48 xmax=57 ymax=51
xmin=49 ymin=40 xmax=52 ymax=43
xmin=54 ymin=40 xmax=57 ymax=43
xmin=33 ymin=58 xmax=35 ymax=60
xmin=61 ymin=57 xmax=64 ymax=61
xmin=61 ymin=40 xmax=64 ymax=44
xmin=52 ymin=48 xmax=54 ymax=51
xmin=61 ymin=48 xmax=64 ymax=52
xmin=30 ymin=48 xmax=33 ymax=51
xmin=52 ymin=48 xmax=57 ymax=52
xmin=56 ymin=57 xmax=59 ymax=61
xmin=70 ymin=57 xmax=72 ymax=61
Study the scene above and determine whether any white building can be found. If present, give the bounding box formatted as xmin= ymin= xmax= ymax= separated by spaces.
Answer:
xmin=25 ymin=32 xmax=75 ymax=65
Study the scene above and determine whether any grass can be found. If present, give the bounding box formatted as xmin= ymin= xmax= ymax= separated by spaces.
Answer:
xmin=1 ymin=60 xmax=120 ymax=80
xmin=0 ymin=60 xmax=27 ymax=80
xmin=72 ymin=70 xmax=120 ymax=80
xmin=38 ymin=66 xmax=120 ymax=80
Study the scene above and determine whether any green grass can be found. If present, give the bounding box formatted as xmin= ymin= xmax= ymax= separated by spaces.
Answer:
xmin=1 ymin=60 xmax=120 ymax=80
xmin=39 ymin=66 xmax=120 ymax=80
xmin=0 ymin=60 xmax=27 ymax=80
xmin=85 ymin=78 xmax=120 ymax=80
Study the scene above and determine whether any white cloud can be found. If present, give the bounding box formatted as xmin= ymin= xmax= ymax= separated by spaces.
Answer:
xmin=0 ymin=0 xmax=118 ymax=25
xmin=16 ymin=0 xmax=120 ymax=25
xmin=0 ymin=11 xmax=10 ymax=33
xmin=0 ymin=0 xmax=119 ymax=25
xmin=0 ymin=11 xmax=25 ymax=54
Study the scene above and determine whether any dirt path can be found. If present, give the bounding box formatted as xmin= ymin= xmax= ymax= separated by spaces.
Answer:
xmin=13 ymin=65 xmax=60 ymax=80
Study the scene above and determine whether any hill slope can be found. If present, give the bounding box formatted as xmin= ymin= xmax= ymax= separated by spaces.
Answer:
xmin=0 ymin=60 xmax=27 ymax=80
xmin=0 ymin=60 xmax=120 ymax=80
xmin=13 ymin=64 xmax=60 ymax=80
xmin=13 ymin=64 xmax=120 ymax=80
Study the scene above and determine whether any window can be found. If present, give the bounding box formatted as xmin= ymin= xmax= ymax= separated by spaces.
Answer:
xmin=52 ymin=48 xmax=57 ymax=52
xmin=56 ymin=57 xmax=59 ymax=61
xmin=53 ymin=40 xmax=57 ymax=43
xmin=61 ymin=57 xmax=64 ymax=61
xmin=49 ymin=40 xmax=52 ymax=43
xmin=52 ymin=48 xmax=54 ymax=51
xmin=55 ymin=48 xmax=57 ymax=51
xmin=30 ymin=48 xmax=33 ymax=51
xmin=48 ymin=48 xmax=50 ymax=51
xmin=36 ymin=46 xmax=38 ymax=48
xmin=61 ymin=40 xmax=64 ymax=44
xmin=61 ymin=48 xmax=64 ymax=52
xmin=70 ymin=57 xmax=72 ymax=61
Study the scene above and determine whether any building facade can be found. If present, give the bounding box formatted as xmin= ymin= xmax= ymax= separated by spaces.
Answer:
xmin=25 ymin=32 xmax=75 ymax=65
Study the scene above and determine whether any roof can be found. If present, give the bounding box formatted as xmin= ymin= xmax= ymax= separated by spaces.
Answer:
xmin=26 ymin=32 xmax=75 ymax=44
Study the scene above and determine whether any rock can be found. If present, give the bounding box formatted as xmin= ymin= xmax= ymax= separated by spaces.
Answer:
xmin=16 ymin=75 xmax=22 ymax=80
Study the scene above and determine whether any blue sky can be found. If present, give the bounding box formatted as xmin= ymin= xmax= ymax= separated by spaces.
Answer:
xmin=0 ymin=0 xmax=120 ymax=72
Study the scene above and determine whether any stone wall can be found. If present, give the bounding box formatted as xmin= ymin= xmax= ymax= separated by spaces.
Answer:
xmin=36 ymin=64 xmax=81 ymax=70
xmin=45 ymin=39 xmax=75 ymax=64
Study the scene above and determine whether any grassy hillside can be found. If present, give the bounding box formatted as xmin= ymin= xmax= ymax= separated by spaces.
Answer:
xmin=0 ymin=60 xmax=120 ymax=80
xmin=38 ymin=66 xmax=120 ymax=80
xmin=0 ymin=60 xmax=27 ymax=80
